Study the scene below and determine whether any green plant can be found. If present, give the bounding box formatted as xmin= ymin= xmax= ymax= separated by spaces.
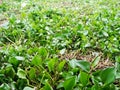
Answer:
xmin=0 ymin=0 xmax=120 ymax=89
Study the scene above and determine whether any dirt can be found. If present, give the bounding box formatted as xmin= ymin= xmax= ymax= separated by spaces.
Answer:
xmin=0 ymin=0 xmax=2 ymax=4
xmin=0 ymin=20 xmax=7 ymax=27
xmin=44 ymin=1 xmax=78 ymax=9
xmin=59 ymin=50 xmax=114 ymax=71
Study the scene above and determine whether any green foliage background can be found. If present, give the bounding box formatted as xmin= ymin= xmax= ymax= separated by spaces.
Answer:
xmin=0 ymin=0 xmax=120 ymax=90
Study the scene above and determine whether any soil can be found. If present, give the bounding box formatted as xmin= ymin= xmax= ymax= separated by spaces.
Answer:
xmin=0 ymin=20 xmax=7 ymax=27
xmin=59 ymin=50 xmax=114 ymax=71
xmin=0 ymin=0 xmax=2 ymax=4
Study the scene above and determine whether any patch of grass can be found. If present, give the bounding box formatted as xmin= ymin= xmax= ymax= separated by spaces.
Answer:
xmin=0 ymin=0 xmax=120 ymax=90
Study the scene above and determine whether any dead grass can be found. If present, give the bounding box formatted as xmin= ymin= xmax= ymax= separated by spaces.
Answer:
xmin=0 ymin=0 xmax=2 ymax=4
xmin=59 ymin=50 xmax=114 ymax=71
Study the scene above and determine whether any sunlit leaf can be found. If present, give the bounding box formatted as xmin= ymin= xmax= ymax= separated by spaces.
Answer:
xmin=69 ymin=59 xmax=90 ymax=72
xmin=91 ymin=56 xmax=101 ymax=68
xmin=59 ymin=48 xmax=66 ymax=55
xmin=31 ymin=55 xmax=42 ymax=66
xmin=38 ymin=47 xmax=48 ymax=59
xmin=15 ymin=56 xmax=25 ymax=61
xmin=115 ymin=56 xmax=120 ymax=63
xmin=17 ymin=68 xmax=26 ymax=79
xmin=58 ymin=60 xmax=66 ymax=72
xmin=23 ymin=87 xmax=34 ymax=90
xmin=47 ymin=58 xmax=56 ymax=72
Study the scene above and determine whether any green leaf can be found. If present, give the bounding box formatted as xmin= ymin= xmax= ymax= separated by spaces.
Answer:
xmin=15 ymin=56 xmax=25 ymax=61
xmin=115 ymin=62 xmax=120 ymax=72
xmin=59 ymin=48 xmax=66 ymax=55
xmin=58 ymin=60 xmax=66 ymax=72
xmin=38 ymin=47 xmax=48 ymax=59
xmin=116 ymin=73 xmax=120 ymax=79
xmin=47 ymin=58 xmax=56 ymax=72
xmin=43 ymin=81 xmax=53 ymax=90
xmin=5 ymin=66 xmax=15 ymax=78
xmin=10 ymin=82 xmax=16 ymax=90
xmin=102 ymin=84 xmax=117 ymax=90
xmin=28 ymin=67 xmax=36 ymax=80
xmin=91 ymin=85 xmax=101 ymax=90
xmin=91 ymin=56 xmax=101 ymax=68
xmin=17 ymin=68 xmax=26 ymax=79
xmin=80 ymin=71 xmax=89 ymax=86
xmin=69 ymin=59 xmax=77 ymax=68
xmin=17 ymin=79 xmax=28 ymax=90
xmin=77 ymin=60 xmax=90 ymax=72
xmin=23 ymin=87 xmax=34 ymax=90
xmin=102 ymin=31 xmax=108 ymax=37
xmin=115 ymin=56 xmax=120 ymax=63
xmin=63 ymin=76 xmax=76 ymax=90
xmin=8 ymin=57 xmax=19 ymax=66
xmin=100 ymin=67 xmax=115 ymax=85
xmin=57 ymin=82 xmax=64 ymax=89
xmin=31 ymin=55 xmax=42 ymax=66
xmin=69 ymin=59 xmax=90 ymax=72
xmin=83 ymin=30 xmax=88 ymax=36
xmin=0 ymin=83 xmax=10 ymax=90
xmin=77 ymin=24 xmax=82 ymax=30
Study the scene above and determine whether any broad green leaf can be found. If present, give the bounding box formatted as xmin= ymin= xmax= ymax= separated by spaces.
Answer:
xmin=80 ymin=71 xmax=89 ymax=86
xmin=17 ymin=79 xmax=28 ymax=90
xmin=100 ymin=67 xmax=115 ymax=85
xmin=115 ymin=62 xmax=120 ymax=72
xmin=28 ymin=67 xmax=36 ymax=79
xmin=8 ymin=57 xmax=19 ymax=66
xmin=69 ymin=59 xmax=77 ymax=68
xmin=91 ymin=85 xmax=101 ymax=90
xmin=5 ymin=66 xmax=15 ymax=78
xmin=43 ymin=81 xmax=53 ymax=90
xmin=38 ymin=47 xmax=48 ymax=59
xmin=57 ymin=82 xmax=64 ymax=89
xmin=76 ymin=60 xmax=90 ymax=72
xmin=58 ymin=60 xmax=66 ymax=72
xmin=10 ymin=82 xmax=16 ymax=90
xmin=110 ymin=48 xmax=119 ymax=53
xmin=47 ymin=59 xmax=56 ymax=72
xmin=115 ymin=56 xmax=120 ymax=63
xmin=77 ymin=24 xmax=82 ymax=30
xmin=72 ymin=68 xmax=79 ymax=73
xmin=0 ymin=74 xmax=4 ymax=77
xmin=91 ymin=75 xmax=101 ymax=86
xmin=23 ymin=87 xmax=34 ymax=90
xmin=17 ymin=68 xmax=26 ymax=79
xmin=31 ymin=55 xmax=42 ymax=66
xmin=0 ymin=83 xmax=10 ymax=90
xmin=63 ymin=76 xmax=76 ymax=90
xmin=116 ymin=73 xmax=120 ymax=79
xmin=69 ymin=59 xmax=90 ymax=72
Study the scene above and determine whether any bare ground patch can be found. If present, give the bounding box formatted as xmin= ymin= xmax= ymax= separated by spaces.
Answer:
xmin=59 ymin=50 xmax=114 ymax=71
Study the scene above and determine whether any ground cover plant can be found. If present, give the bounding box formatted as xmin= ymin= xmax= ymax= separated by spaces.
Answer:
xmin=0 ymin=0 xmax=120 ymax=90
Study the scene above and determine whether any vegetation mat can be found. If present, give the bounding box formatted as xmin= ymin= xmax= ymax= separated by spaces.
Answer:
xmin=0 ymin=0 xmax=120 ymax=90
